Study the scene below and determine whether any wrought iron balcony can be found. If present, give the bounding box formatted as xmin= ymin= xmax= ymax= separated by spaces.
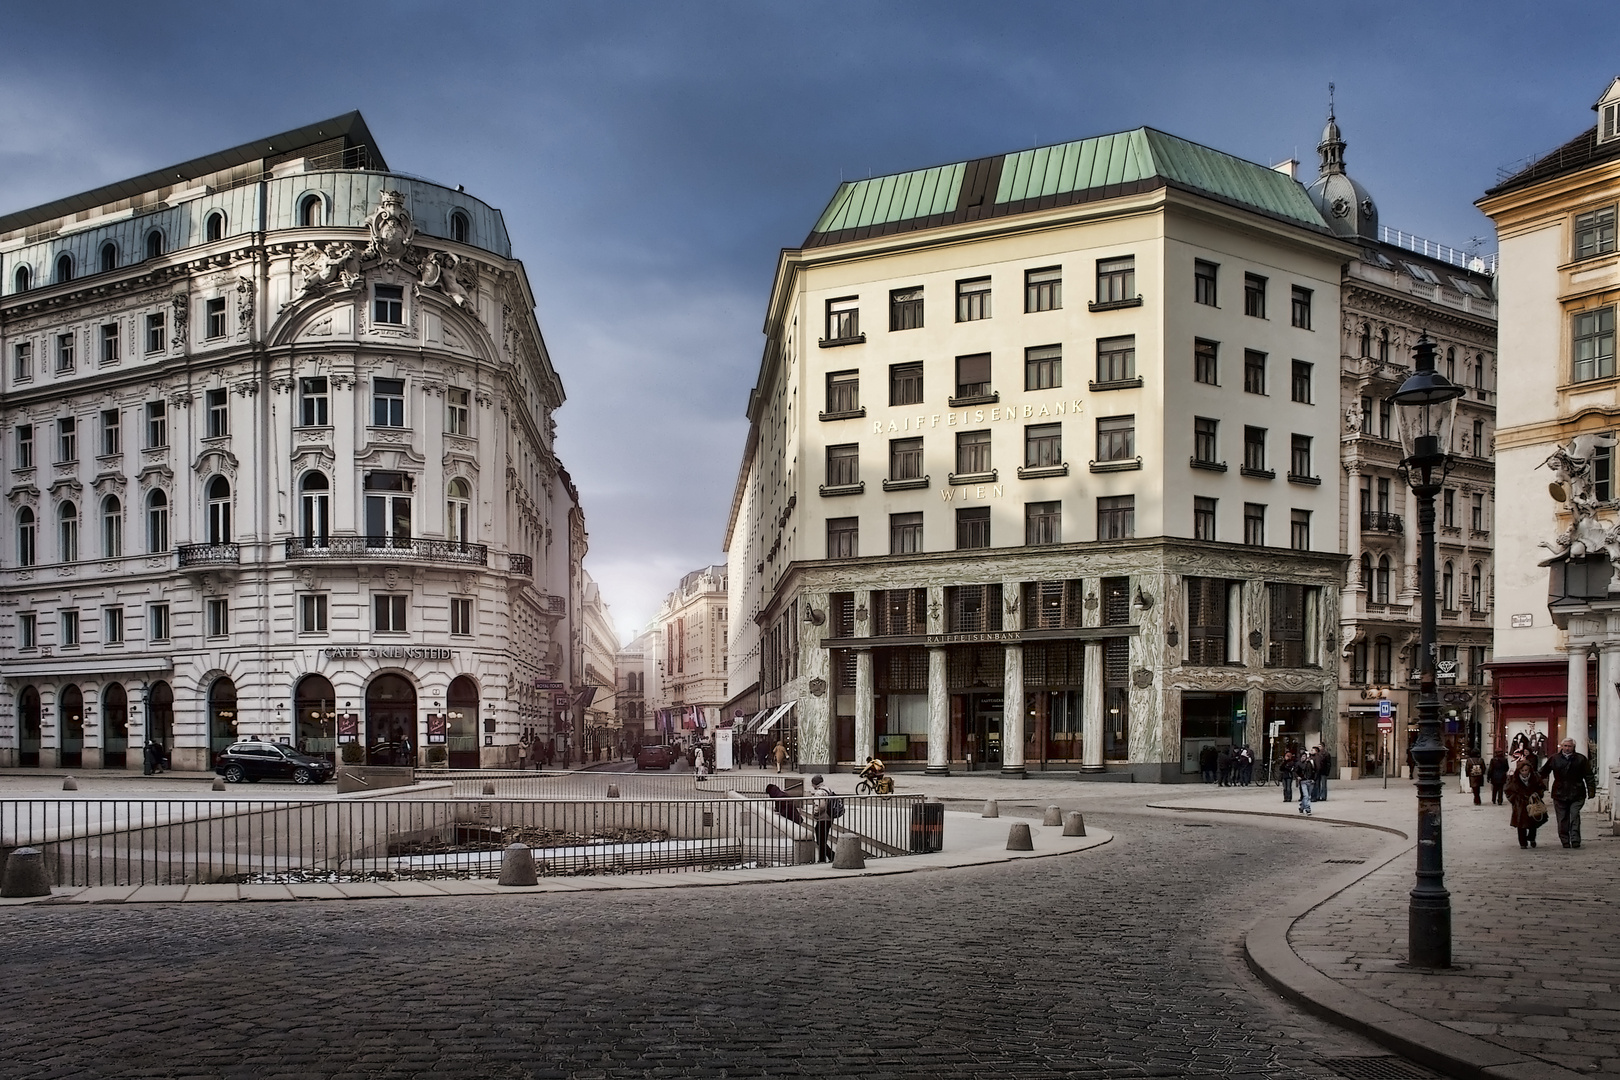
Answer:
xmin=177 ymin=543 xmax=240 ymax=567
xmin=1361 ymin=511 xmax=1404 ymax=534
xmin=509 ymin=552 xmax=533 ymax=576
xmin=285 ymin=536 xmax=488 ymax=566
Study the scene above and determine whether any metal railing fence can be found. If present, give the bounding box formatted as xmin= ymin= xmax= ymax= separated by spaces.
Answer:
xmin=416 ymin=770 xmax=785 ymax=800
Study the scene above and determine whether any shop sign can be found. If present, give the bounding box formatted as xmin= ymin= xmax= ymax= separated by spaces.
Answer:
xmin=337 ymin=714 xmax=359 ymax=744
xmin=929 ymin=631 xmax=1021 ymax=645
xmin=535 ymin=680 xmax=565 ymax=690
xmin=426 ymin=714 xmax=447 ymax=744
xmin=1436 ymin=659 xmax=1458 ymax=684
xmin=324 ymin=646 xmax=457 ymax=661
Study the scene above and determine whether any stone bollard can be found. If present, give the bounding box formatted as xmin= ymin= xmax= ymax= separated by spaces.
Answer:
xmin=497 ymin=843 xmax=539 ymax=886
xmin=1063 ymin=811 xmax=1087 ymax=837
xmin=1042 ymin=805 xmax=1062 ymax=826
xmin=61 ymin=776 xmax=77 ymax=792
xmin=982 ymin=799 xmax=999 ymax=818
xmin=211 ymin=778 xmax=227 ymax=792
xmin=1006 ymin=823 xmax=1034 ymax=851
xmin=482 ymin=782 xmax=497 ymax=796
xmin=832 ymin=834 xmax=866 ymax=869
xmin=606 ymin=785 xmax=621 ymax=798
xmin=1 ymin=847 xmax=52 ymax=898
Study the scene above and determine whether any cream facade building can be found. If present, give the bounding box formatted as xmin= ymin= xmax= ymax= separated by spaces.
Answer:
xmin=0 ymin=113 xmax=584 ymax=771
xmin=579 ymin=573 xmax=621 ymax=755
xmin=653 ymin=565 xmax=729 ymax=735
xmin=726 ymin=127 xmax=1353 ymax=779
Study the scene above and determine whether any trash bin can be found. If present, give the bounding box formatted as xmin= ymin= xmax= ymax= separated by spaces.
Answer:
xmin=909 ymin=801 xmax=944 ymax=853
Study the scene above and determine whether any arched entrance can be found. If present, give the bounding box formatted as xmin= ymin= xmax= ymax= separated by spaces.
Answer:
xmin=103 ymin=684 xmax=129 ymax=768
xmin=148 ymin=681 xmax=174 ymax=749
xmin=446 ymin=675 xmax=479 ymax=768
xmin=60 ymin=685 xmax=84 ymax=768
xmin=18 ymin=686 xmax=40 ymax=767
xmin=365 ymin=673 xmax=416 ymax=766
xmin=294 ymin=674 xmax=336 ymax=757
xmin=209 ymin=677 xmax=238 ymax=755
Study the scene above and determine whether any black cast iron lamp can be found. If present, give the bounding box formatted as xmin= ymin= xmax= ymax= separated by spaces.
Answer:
xmin=1391 ymin=333 xmax=1464 ymax=969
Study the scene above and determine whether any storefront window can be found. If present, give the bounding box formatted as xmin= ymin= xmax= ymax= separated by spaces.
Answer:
xmin=295 ymin=674 xmax=336 ymax=755
xmin=209 ymin=677 xmax=238 ymax=753
xmin=60 ymin=684 xmax=84 ymax=768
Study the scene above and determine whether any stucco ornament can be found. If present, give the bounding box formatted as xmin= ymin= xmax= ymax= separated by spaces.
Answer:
xmin=294 ymin=242 xmax=360 ymax=295
xmin=1539 ymin=433 xmax=1620 ymax=587
xmin=364 ymin=190 xmax=416 ymax=265
xmin=420 ymin=250 xmax=474 ymax=308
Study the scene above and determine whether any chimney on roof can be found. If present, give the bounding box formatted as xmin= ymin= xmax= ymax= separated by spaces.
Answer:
xmin=1272 ymin=158 xmax=1299 ymax=181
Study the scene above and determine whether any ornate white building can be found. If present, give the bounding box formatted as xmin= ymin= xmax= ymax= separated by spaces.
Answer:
xmin=653 ymin=565 xmax=729 ymax=737
xmin=0 ymin=112 xmax=584 ymax=771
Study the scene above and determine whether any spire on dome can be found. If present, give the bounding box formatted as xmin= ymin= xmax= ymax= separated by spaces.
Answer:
xmin=1318 ymin=83 xmax=1346 ymax=177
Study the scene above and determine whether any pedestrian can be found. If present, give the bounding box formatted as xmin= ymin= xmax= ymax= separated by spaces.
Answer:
xmin=1487 ymin=750 xmax=1509 ymax=805
xmin=765 ymin=782 xmax=803 ymax=824
xmin=1239 ymin=747 xmax=1254 ymax=786
xmin=1504 ymin=757 xmax=1548 ymax=849
xmin=142 ymin=737 xmax=158 ymax=776
xmin=1216 ymin=747 xmax=1232 ymax=788
xmin=1313 ymin=746 xmax=1332 ymax=802
xmin=1280 ymin=748 xmax=1297 ymax=802
xmin=773 ymin=739 xmax=787 ymax=774
xmin=1540 ymin=738 xmax=1598 ymax=848
xmin=1467 ymin=753 xmax=1485 ymax=805
xmin=1199 ymin=744 xmax=1217 ymax=784
xmin=808 ymin=774 xmax=837 ymax=863
xmin=1295 ymin=751 xmax=1316 ymax=816
xmin=756 ymin=739 xmax=769 ymax=770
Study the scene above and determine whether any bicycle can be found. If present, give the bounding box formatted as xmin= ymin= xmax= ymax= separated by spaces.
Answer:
xmin=854 ymin=761 xmax=895 ymax=795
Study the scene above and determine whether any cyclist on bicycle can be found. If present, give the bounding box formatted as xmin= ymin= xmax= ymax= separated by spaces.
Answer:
xmin=857 ymin=757 xmax=895 ymax=794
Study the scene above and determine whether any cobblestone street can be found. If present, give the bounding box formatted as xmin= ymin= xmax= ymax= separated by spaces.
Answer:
xmin=0 ymin=804 xmax=1395 ymax=1079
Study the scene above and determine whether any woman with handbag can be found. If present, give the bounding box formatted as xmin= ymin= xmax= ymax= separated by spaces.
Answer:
xmin=1504 ymin=757 xmax=1548 ymax=849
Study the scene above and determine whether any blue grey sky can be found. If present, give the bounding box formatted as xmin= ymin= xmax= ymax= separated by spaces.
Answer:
xmin=0 ymin=1 xmax=1607 ymax=638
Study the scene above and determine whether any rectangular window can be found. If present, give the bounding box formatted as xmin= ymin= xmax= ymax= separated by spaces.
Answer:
xmin=1244 ymin=273 xmax=1267 ymax=318
xmin=1469 ymin=645 xmax=1488 ymax=686
xmin=955 ymin=353 xmax=992 ymax=399
xmin=1290 ymin=434 xmax=1312 ymax=479
xmin=1573 ymin=307 xmax=1616 ymax=382
xmin=1244 ymin=426 xmax=1267 ymax=472
xmin=1025 ymin=266 xmax=1062 ymax=312
xmin=149 ymin=603 xmax=170 ymax=642
xmin=206 ymin=597 xmax=229 ymax=638
xmin=1096 ymin=415 xmax=1135 ymax=462
xmin=1360 ymin=395 xmax=1373 ymax=434
xmin=300 ymin=377 xmax=329 ymax=427
xmin=1193 ymin=496 xmax=1217 ymax=541
xmin=446 ymin=387 xmax=471 ymax=435
xmin=889 ymin=287 xmax=923 ymax=331
xmin=299 ymin=594 xmax=328 ymax=634
xmin=1472 ymin=493 xmax=1486 ymax=532
xmin=1095 ymin=256 xmax=1135 ymax=304
xmin=889 ymin=437 xmax=923 ymax=481
xmin=100 ymin=409 xmax=120 ymax=457
xmin=956 ymin=277 xmax=991 ymax=322
xmin=1025 ymin=345 xmax=1061 ymax=390
xmin=1243 ymin=503 xmax=1265 ymax=546
xmin=1378 ymin=398 xmax=1393 ymax=439
xmin=1096 ymin=336 xmax=1136 ymax=383
xmin=956 ymin=506 xmax=990 ymax=549
xmin=1243 ymin=350 xmax=1266 ymax=394
xmin=1185 ymin=577 xmax=1240 ymax=665
xmin=1290 ymin=509 xmax=1311 ymax=550
xmin=889 ymin=362 xmax=923 ymax=406
xmin=1290 ymin=285 xmax=1312 ymax=329
xmin=889 ymin=511 xmax=922 ymax=555
xmin=104 ymin=606 xmax=124 ymax=645
xmin=825 ymin=296 xmax=860 ymax=341
xmin=1194 ymin=339 xmax=1218 ymax=385
xmin=1194 ymin=417 xmax=1219 ymax=464
xmin=1097 ymin=495 xmax=1134 ymax=540
xmin=145 ymin=312 xmax=164 ymax=353
xmin=146 ymin=402 xmax=167 ymax=448
xmin=826 ymin=516 xmax=858 ymax=558
xmin=14 ymin=341 xmax=32 ymax=382
xmin=373 ymin=378 xmax=406 ymax=427
xmin=206 ymin=297 xmax=226 ymax=339
xmin=826 ymin=443 xmax=859 ymax=487
xmin=1025 ymin=423 xmax=1061 ymax=468
xmin=100 ymin=323 xmax=119 ymax=365
xmin=1376 ymin=477 xmax=1391 ymax=514
xmin=56 ymin=333 xmax=74 ymax=373
xmin=18 ymin=611 xmax=35 ymax=649
xmin=1194 ymin=259 xmax=1218 ymax=306
xmin=206 ymin=388 xmax=228 ymax=439
xmin=450 ymin=597 xmax=473 ymax=636
xmin=1443 ymin=488 xmax=1455 ymax=528
xmin=373 ymin=284 xmax=404 ymax=325
xmin=1025 ymin=501 xmax=1061 ymax=545
xmin=825 ymin=370 xmax=859 ymax=414
xmin=946 ymin=584 xmax=1003 ymax=633
xmin=61 ymin=609 xmax=79 ymax=647
xmin=1291 ymin=359 xmax=1312 ymax=403
xmin=373 ymin=594 xmax=407 ymax=633
xmin=1575 ymin=205 xmax=1617 ymax=260
xmin=955 ymin=430 xmax=991 ymax=475
xmin=16 ymin=424 xmax=33 ymax=469
xmin=58 ymin=417 xmax=76 ymax=463
xmin=1266 ymin=583 xmax=1318 ymax=668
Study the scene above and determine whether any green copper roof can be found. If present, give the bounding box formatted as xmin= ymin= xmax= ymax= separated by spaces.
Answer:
xmin=810 ymin=162 xmax=964 ymax=235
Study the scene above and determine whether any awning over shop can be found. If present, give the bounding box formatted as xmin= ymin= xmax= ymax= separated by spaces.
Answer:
xmin=755 ymin=701 xmax=795 ymax=735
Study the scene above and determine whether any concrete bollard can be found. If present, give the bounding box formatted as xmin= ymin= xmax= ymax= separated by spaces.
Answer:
xmin=482 ymin=782 xmax=497 ymax=796
xmin=1063 ymin=811 xmax=1087 ymax=837
xmin=1006 ymin=823 xmax=1034 ymax=851
xmin=606 ymin=785 xmax=620 ymax=798
xmin=1042 ymin=805 xmax=1062 ymax=826
xmin=61 ymin=776 xmax=77 ymax=791
xmin=1 ymin=847 xmax=52 ymax=898
xmin=832 ymin=834 xmax=866 ymax=869
xmin=497 ymin=843 xmax=539 ymax=886
xmin=982 ymin=799 xmax=999 ymax=818
xmin=212 ymin=778 xmax=227 ymax=792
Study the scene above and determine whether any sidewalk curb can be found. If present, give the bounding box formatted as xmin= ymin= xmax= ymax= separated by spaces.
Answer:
xmin=1154 ymin=803 xmax=1586 ymax=1080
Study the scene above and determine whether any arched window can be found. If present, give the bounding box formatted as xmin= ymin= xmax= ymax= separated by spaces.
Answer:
xmin=145 ymin=230 xmax=164 ymax=260
xmin=1358 ymin=323 xmax=1370 ymax=357
xmin=148 ymin=680 xmax=174 ymax=748
xmin=55 ymin=253 xmax=73 ymax=285
xmin=299 ymin=195 xmax=323 ymax=227
xmin=146 ymin=490 xmax=169 ymax=553
xmin=447 ymin=478 xmax=470 ymax=547
xmin=102 ymin=683 xmax=129 ymax=768
xmin=102 ymin=495 xmax=122 ymax=558
xmin=1359 ymin=552 xmax=1372 ymax=591
xmin=300 ymin=472 xmax=329 ymax=547
xmin=58 ymin=501 xmax=78 ymax=563
xmin=450 ymin=211 xmax=469 ymax=244
xmin=1443 ymin=560 xmax=1456 ymax=610
xmin=1375 ymin=554 xmax=1391 ymax=604
xmin=100 ymin=242 xmax=118 ymax=273
xmin=209 ymin=676 xmax=238 ymax=753
xmin=1474 ymin=355 xmax=1486 ymax=390
xmin=60 ymin=684 xmax=84 ymax=768
xmin=294 ymin=674 xmax=336 ymax=755
xmin=1378 ymin=327 xmax=1390 ymax=363
xmin=18 ymin=685 xmax=42 ymax=767
xmin=13 ymin=265 xmax=30 ymax=293
xmin=205 ymin=211 xmax=225 ymax=243
xmin=1374 ymin=636 xmax=1393 ymax=684
xmin=207 ymin=476 xmax=231 ymax=544
xmin=446 ymin=674 xmax=479 ymax=768
xmin=1445 ymin=347 xmax=1456 ymax=381
xmin=1471 ymin=563 xmax=1483 ymax=607
xmin=16 ymin=507 xmax=35 ymax=566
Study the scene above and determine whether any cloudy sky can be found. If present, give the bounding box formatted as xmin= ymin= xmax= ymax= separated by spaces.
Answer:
xmin=0 ymin=1 xmax=1606 ymax=639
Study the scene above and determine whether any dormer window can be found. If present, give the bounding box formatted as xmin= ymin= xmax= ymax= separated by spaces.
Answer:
xmin=1603 ymin=100 xmax=1620 ymax=145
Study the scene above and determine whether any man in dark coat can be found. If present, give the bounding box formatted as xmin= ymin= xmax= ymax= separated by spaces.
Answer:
xmin=1216 ymin=747 xmax=1232 ymax=788
xmin=1487 ymin=751 xmax=1510 ymax=805
xmin=1540 ymin=739 xmax=1598 ymax=848
xmin=1199 ymin=743 xmax=1218 ymax=784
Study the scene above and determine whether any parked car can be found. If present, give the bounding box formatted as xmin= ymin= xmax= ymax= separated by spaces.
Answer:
xmin=636 ymin=744 xmax=676 ymax=771
xmin=215 ymin=742 xmax=337 ymax=785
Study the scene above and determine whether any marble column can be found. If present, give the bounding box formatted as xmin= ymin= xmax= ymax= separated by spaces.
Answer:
xmin=854 ymin=648 xmax=874 ymax=765
xmin=1598 ymin=642 xmax=1619 ymax=797
xmin=1002 ymin=644 xmax=1025 ymax=778
xmin=1568 ymin=644 xmax=1590 ymax=754
xmin=926 ymin=646 xmax=950 ymax=775
xmin=1082 ymin=642 xmax=1104 ymax=771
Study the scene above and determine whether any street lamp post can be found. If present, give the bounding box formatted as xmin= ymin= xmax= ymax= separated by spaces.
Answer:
xmin=1391 ymin=334 xmax=1465 ymax=969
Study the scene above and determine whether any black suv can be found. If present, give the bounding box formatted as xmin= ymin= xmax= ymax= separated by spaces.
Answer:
xmin=214 ymin=742 xmax=336 ymax=785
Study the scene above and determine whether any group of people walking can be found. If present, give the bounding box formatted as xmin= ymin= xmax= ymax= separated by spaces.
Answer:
xmin=1278 ymin=746 xmax=1331 ymax=815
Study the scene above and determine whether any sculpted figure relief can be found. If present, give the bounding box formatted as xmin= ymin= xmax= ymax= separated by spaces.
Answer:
xmin=294 ymin=242 xmax=359 ymax=295
xmin=1539 ymin=433 xmax=1620 ymax=588
xmin=365 ymin=190 xmax=416 ymax=265
xmin=420 ymin=250 xmax=474 ymax=308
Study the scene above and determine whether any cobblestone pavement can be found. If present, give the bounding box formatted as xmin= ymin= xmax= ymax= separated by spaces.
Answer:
xmin=0 ymin=804 xmax=1399 ymax=1080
